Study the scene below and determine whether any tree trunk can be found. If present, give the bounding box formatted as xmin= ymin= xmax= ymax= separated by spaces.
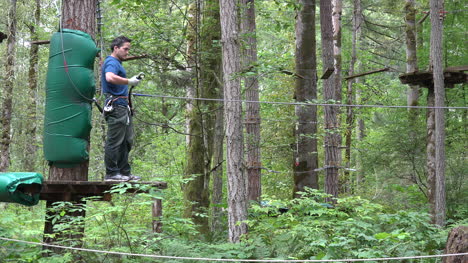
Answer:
xmin=24 ymin=0 xmax=41 ymax=172
xmin=220 ymin=0 xmax=248 ymax=243
xmin=184 ymin=0 xmax=211 ymax=236
xmin=241 ymin=0 xmax=262 ymax=202
xmin=211 ymin=99 xmax=224 ymax=234
xmin=344 ymin=0 xmax=362 ymax=193
xmin=184 ymin=0 xmax=222 ymax=237
xmin=44 ymin=0 xmax=97 ymax=252
xmin=0 ymin=0 xmax=17 ymax=172
xmin=405 ymin=0 xmax=419 ymax=106
xmin=293 ymin=0 xmax=319 ymax=198
xmin=405 ymin=0 xmax=421 ymax=197
xmin=332 ymin=0 xmax=343 ymax=194
xmin=47 ymin=0 xmax=97 ymax=181
xmin=320 ymin=0 xmax=339 ymax=199
xmin=426 ymin=88 xmax=437 ymax=224
xmin=430 ymin=0 xmax=446 ymax=227
xmin=442 ymin=226 xmax=468 ymax=263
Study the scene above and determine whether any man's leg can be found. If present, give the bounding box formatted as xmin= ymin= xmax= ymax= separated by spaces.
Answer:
xmin=120 ymin=113 xmax=134 ymax=176
xmin=104 ymin=107 xmax=128 ymax=176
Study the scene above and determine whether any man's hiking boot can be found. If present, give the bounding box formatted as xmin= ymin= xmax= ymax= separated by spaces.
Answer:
xmin=125 ymin=174 xmax=141 ymax=181
xmin=105 ymin=174 xmax=130 ymax=181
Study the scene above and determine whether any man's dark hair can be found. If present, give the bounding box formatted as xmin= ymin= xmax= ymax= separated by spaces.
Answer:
xmin=110 ymin=36 xmax=131 ymax=52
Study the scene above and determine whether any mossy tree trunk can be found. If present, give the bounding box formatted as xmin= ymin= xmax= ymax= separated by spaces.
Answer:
xmin=293 ymin=0 xmax=319 ymax=198
xmin=184 ymin=0 xmax=222 ymax=238
xmin=0 ymin=0 xmax=17 ymax=172
xmin=24 ymin=0 xmax=41 ymax=172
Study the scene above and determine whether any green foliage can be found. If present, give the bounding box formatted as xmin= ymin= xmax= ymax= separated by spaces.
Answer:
xmin=246 ymin=189 xmax=446 ymax=261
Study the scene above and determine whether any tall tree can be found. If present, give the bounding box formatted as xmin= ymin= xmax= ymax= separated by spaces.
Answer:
xmin=24 ymin=0 xmax=41 ymax=172
xmin=220 ymin=0 xmax=248 ymax=243
xmin=430 ymin=0 xmax=446 ymax=227
xmin=44 ymin=0 xmax=97 ymax=249
xmin=0 ymin=0 xmax=17 ymax=172
xmin=332 ymin=0 xmax=343 ymax=193
xmin=344 ymin=0 xmax=362 ymax=192
xmin=184 ymin=0 xmax=222 ymax=237
xmin=211 ymin=93 xmax=224 ymax=234
xmin=320 ymin=0 xmax=339 ymax=199
xmin=184 ymin=0 xmax=210 ymax=235
xmin=405 ymin=0 xmax=423 ymax=208
xmin=293 ymin=0 xmax=319 ymax=198
xmin=241 ymin=0 xmax=262 ymax=202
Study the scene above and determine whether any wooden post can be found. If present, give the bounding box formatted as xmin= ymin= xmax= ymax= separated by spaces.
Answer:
xmin=152 ymin=198 xmax=163 ymax=233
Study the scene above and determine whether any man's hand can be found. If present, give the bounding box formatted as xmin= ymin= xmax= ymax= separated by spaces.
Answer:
xmin=128 ymin=75 xmax=141 ymax=86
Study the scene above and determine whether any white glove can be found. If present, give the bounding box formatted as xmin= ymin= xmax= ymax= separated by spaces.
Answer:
xmin=128 ymin=75 xmax=141 ymax=86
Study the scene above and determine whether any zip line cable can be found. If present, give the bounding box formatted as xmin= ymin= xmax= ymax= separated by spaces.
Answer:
xmin=1 ymin=237 xmax=466 ymax=262
xmin=132 ymin=93 xmax=468 ymax=110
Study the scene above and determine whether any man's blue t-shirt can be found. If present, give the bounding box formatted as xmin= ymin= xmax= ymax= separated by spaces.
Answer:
xmin=101 ymin=56 xmax=128 ymax=105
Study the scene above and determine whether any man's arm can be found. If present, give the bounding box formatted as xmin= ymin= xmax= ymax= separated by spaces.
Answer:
xmin=106 ymin=72 xmax=130 ymax=85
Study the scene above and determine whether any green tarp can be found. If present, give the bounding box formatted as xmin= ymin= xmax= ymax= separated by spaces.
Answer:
xmin=43 ymin=29 xmax=99 ymax=168
xmin=0 ymin=173 xmax=43 ymax=206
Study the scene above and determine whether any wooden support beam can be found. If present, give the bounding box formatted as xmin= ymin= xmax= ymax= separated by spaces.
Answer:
xmin=345 ymin=67 xmax=389 ymax=80
xmin=152 ymin=198 xmax=163 ymax=233
xmin=123 ymin=54 xmax=148 ymax=61
xmin=30 ymin=40 xmax=50 ymax=45
xmin=320 ymin=67 xmax=334 ymax=79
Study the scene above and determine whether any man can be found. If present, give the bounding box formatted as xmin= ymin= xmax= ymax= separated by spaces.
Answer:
xmin=101 ymin=36 xmax=141 ymax=181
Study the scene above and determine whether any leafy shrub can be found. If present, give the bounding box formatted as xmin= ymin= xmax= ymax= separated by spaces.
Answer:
xmin=246 ymin=189 xmax=446 ymax=261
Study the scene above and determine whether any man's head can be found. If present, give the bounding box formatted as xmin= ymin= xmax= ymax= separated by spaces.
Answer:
xmin=110 ymin=36 xmax=131 ymax=61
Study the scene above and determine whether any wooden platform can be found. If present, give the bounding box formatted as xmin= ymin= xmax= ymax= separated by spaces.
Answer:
xmin=40 ymin=180 xmax=167 ymax=202
xmin=399 ymin=66 xmax=467 ymax=87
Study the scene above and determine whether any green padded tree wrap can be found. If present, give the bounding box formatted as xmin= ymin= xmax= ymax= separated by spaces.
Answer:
xmin=0 ymin=173 xmax=43 ymax=206
xmin=43 ymin=29 xmax=99 ymax=167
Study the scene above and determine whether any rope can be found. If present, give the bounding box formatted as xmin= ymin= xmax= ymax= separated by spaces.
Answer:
xmin=1 ymin=237 xmax=466 ymax=262
xmin=0 ymin=237 xmax=465 ymax=262
xmin=133 ymin=93 xmax=468 ymax=110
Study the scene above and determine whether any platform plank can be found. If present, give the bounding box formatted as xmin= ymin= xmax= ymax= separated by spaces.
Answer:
xmin=40 ymin=180 xmax=167 ymax=202
xmin=399 ymin=67 xmax=467 ymax=87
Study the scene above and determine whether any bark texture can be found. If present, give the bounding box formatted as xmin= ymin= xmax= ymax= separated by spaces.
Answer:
xmin=430 ymin=0 xmax=446 ymax=227
xmin=184 ymin=0 xmax=222 ymax=237
xmin=320 ymin=0 xmax=339 ymax=199
xmin=24 ymin=0 xmax=41 ymax=172
xmin=405 ymin=0 xmax=419 ymax=107
xmin=293 ymin=0 xmax=319 ymax=198
xmin=344 ymin=0 xmax=362 ymax=192
xmin=332 ymin=0 xmax=343 ymax=193
xmin=426 ymin=88 xmax=436 ymax=223
xmin=184 ymin=1 xmax=210 ymax=236
xmin=241 ymin=0 xmax=262 ymax=202
xmin=442 ymin=226 xmax=468 ymax=263
xmin=61 ymin=0 xmax=96 ymax=38
xmin=220 ymin=0 xmax=248 ymax=243
xmin=0 ymin=0 xmax=17 ymax=172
